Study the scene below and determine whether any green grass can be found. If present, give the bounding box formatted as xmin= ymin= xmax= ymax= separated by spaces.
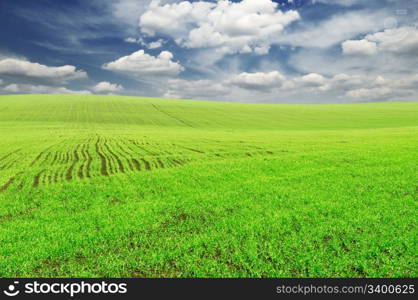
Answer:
xmin=0 ymin=94 xmax=417 ymax=278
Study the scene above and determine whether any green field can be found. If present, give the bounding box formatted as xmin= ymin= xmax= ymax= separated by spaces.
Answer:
xmin=0 ymin=94 xmax=417 ymax=277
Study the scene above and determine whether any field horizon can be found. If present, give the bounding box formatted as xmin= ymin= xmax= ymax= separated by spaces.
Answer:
xmin=0 ymin=94 xmax=417 ymax=278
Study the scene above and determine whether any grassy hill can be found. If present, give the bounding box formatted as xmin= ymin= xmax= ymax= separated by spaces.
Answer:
xmin=0 ymin=94 xmax=417 ymax=277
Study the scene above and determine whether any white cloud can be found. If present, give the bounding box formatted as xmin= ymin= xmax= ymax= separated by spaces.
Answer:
xmin=0 ymin=58 xmax=87 ymax=82
xmin=125 ymin=37 xmax=164 ymax=49
xmin=295 ymin=73 xmax=326 ymax=86
xmin=294 ymin=73 xmax=384 ymax=97
xmin=103 ymin=50 xmax=184 ymax=77
xmin=276 ymin=10 xmax=387 ymax=48
xmin=330 ymin=73 xmax=418 ymax=101
xmin=159 ymin=70 xmax=418 ymax=102
xmin=228 ymin=71 xmax=286 ymax=91
xmin=374 ymin=75 xmax=386 ymax=86
xmin=164 ymin=78 xmax=229 ymax=99
xmin=139 ymin=0 xmax=300 ymax=55
xmin=345 ymin=87 xmax=392 ymax=100
xmin=111 ymin=0 xmax=153 ymax=27
xmin=125 ymin=37 xmax=139 ymax=43
xmin=342 ymin=39 xmax=377 ymax=56
xmin=366 ymin=26 xmax=418 ymax=54
xmin=327 ymin=74 xmax=369 ymax=90
xmin=341 ymin=26 xmax=418 ymax=56
xmin=276 ymin=73 xmax=369 ymax=95
xmin=288 ymin=43 xmax=418 ymax=83
xmin=148 ymin=39 xmax=164 ymax=49
xmin=140 ymin=1 xmax=214 ymax=36
xmin=92 ymin=81 xmax=124 ymax=93
xmin=1 ymin=83 xmax=91 ymax=95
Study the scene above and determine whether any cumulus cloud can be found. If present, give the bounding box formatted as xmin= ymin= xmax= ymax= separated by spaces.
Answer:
xmin=322 ymin=73 xmax=369 ymax=91
xmin=159 ymin=69 xmax=418 ymax=102
xmin=304 ymin=73 xmax=418 ymax=101
xmin=103 ymin=50 xmax=184 ymax=77
xmin=92 ymin=81 xmax=124 ymax=93
xmin=295 ymin=73 xmax=326 ymax=87
xmin=139 ymin=0 xmax=300 ymax=55
xmin=276 ymin=10 xmax=387 ymax=48
xmin=0 ymin=58 xmax=87 ymax=82
xmin=228 ymin=71 xmax=286 ymax=91
xmin=366 ymin=26 xmax=418 ymax=55
xmin=342 ymin=39 xmax=377 ymax=56
xmin=163 ymin=72 xmax=288 ymax=100
xmin=341 ymin=26 xmax=418 ymax=56
xmin=296 ymin=73 xmax=382 ymax=96
xmin=164 ymin=78 xmax=229 ymax=99
xmin=1 ymin=83 xmax=91 ymax=95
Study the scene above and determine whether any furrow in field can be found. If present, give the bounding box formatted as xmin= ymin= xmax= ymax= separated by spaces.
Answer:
xmin=115 ymin=142 xmax=134 ymax=171
xmin=6 ymin=137 xmax=201 ymax=190
xmin=167 ymin=158 xmax=185 ymax=167
xmin=120 ymin=142 xmax=150 ymax=172
xmin=66 ymin=145 xmax=80 ymax=181
xmin=51 ymin=151 xmax=60 ymax=165
xmin=54 ymin=170 xmax=61 ymax=183
xmin=131 ymin=158 xmax=141 ymax=171
xmin=78 ymin=138 xmax=93 ymax=179
xmin=40 ymin=152 xmax=52 ymax=166
xmin=0 ymin=157 xmax=20 ymax=171
xmin=141 ymin=158 xmax=151 ymax=170
xmin=120 ymin=140 xmax=138 ymax=154
xmin=77 ymin=144 xmax=87 ymax=179
xmin=77 ymin=139 xmax=93 ymax=180
xmin=58 ymin=152 xmax=66 ymax=164
xmin=129 ymin=140 xmax=159 ymax=156
xmin=103 ymin=139 xmax=125 ymax=174
xmin=41 ymin=171 xmax=49 ymax=185
xmin=85 ymin=145 xmax=92 ymax=178
xmin=0 ymin=172 xmax=22 ymax=192
xmin=29 ymin=152 xmax=44 ymax=167
xmin=29 ymin=145 xmax=55 ymax=167
xmin=101 ymin=138 xmax=116 ymax=174
xmin=33 ymin=170 xmax=47 ymax=187
xmin=0 ymin=149 xmax=22 ymax=170
xmin=95 ymin=137 xmax=109 ymax=177
xmin=0 ymin=149 xmax=21 ymax=162
xmin=64 ymin=151 xmax=70 ymax=164
xmin=174 ymin=144 xmax=205 ymax=154
xmin=151 ymin=104 xmax=195 ymax=128
xmin=156 ymin=159 xmax=165 ymax=169
xmin=47 ymin=173 xmax=53 ymax=184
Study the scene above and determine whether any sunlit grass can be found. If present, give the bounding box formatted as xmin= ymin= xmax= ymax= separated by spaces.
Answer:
xmin=0 ymin=95 xmax=417 ymax=277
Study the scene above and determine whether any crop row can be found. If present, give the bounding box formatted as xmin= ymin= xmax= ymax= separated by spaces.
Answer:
xmin=0 ymin=136 xmax=275 ymax=192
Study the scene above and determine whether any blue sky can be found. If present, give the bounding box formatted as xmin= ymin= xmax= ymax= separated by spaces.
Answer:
xmin=0 ymin=0 xmax=417 ymax=103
